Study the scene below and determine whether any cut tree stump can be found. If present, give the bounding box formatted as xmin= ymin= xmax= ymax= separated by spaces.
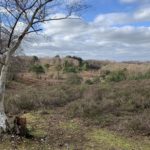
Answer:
xmin=6 ymin=116 xmax=32 ymax=138
xmin=14 ymin=117 xmax=27 ymax=136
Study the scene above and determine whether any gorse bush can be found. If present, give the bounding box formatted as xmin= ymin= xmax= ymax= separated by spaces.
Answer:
xmin=30 ymin=56 xmax=39 ymax=65
xmin=44 ymin=63 xmax=50 ymax=71
xmin=144 ymin=70 xmax=150 ymax=78
xmin=64 ymin=66 xmax=78 ymax=73
xmin=106 ymin=69 xmax=127 ymax=82
xmin=29 ymin=64 xmax=45 ymax=73
xmin=29 ymin=64 xmax=45 ymax=77
xmin=66 ymin=73 xmax=83 ymax=85
xmin=129 ymin=70 xmax=150 ymax=80
xmin=63 ymin=60 xmax=90 ymax=73
xmin=81 ymin=62 xmax=89 ymax=71
xmin=84 ymin=76 xmax=100 ymax=85
xmin=103 ymin=68 xmax=150 ymax=82
xmin=85 ymin=79 xmax=93 ymax=85
xmin=92 ymin=76 xmax=100 ymax=83
xmin=63 ymin=60 xmax=78 ymax=73
xmin=100 ymin=70 xmax=111 ymax=79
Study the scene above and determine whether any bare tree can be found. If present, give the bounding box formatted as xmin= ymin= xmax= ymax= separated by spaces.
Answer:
xmin=0 ymin=0 xmax=86 ymax=132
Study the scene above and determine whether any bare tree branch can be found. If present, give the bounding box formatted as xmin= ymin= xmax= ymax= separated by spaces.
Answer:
xmin=0 ymin=0 xmax=85 ymax=54
xmin=0 ymin=0 xmax=87 ymax=129
xmin=26 ymin=28 xmax=42 ymax=34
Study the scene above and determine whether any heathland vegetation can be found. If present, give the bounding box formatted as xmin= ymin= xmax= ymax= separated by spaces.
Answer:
xmin=1 ymin=55 xmax=150 ymax=149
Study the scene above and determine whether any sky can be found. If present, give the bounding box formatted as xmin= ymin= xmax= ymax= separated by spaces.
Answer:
xmin=25 ymin=0 xmax=150 ymax=61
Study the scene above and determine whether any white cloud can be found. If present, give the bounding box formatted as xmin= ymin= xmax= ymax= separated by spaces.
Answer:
xmin=23 ymin=14 xmax=150 ymax=61
xmin=120 ymin=0 xmax=137 ymax=3
xmin=94 ymin=7 xmax=150 ymax=27
xmin=21 ymin=0 xmax=150 ymax=61
xmin=120 ymin=0 xmax=150 ymax=4
xmin=134 ymin=7 xmax=150 ymax=21
xmin=93 ymin=13 xmax=131 ymax=26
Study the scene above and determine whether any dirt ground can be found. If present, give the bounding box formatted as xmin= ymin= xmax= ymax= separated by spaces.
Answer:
xmin=0 ymin=107 xmax=150 ymax=150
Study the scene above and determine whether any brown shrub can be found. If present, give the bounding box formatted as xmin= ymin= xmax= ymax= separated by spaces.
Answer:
xmin=127 ymin=111 xmax=150 ymax=135
xmin=5 ymin=84 xmax=83 ymax=114
xmin=67 ymin=85 xmax=116 ymax=123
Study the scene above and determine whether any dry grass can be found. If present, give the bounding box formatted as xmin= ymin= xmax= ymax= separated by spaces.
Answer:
xmin=5 ymin=82 xmax=83 ymax=115
xmin=101 ymin=62 xmax=150 ymax=76
xmin=66 ymin=80 xmax=150 ymax=135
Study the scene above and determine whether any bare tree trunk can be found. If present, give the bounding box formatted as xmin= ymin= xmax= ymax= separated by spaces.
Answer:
xmin=0 ymin=51 xmax=11 ymax=132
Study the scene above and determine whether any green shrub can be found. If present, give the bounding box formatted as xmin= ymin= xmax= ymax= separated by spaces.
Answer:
xmin=63 ymin=60 xmax=78 ymax=73
xmin=100 ymin=70 xmax=111 ymax=79
xmin=85 ymin=79 xmax=93 ymax=85
xmin=29 ymin=64 xmax=45 ymax=77
xmin=64 ymin=66 xmax=78 ymax=73
xmin=63 ymin=60 xmax=89 ymax=73
xmin=145 ymin=70 xmax=150 ymax=78
xmin=66 ymin=73 xmax=83 ymax=85
xmin=31 ymin=56 xmax=39 ymax=64
xmin=81 ymin=62 xmax=89 ymax=71
xmin=44 ymin=63 xmax=50 ymax=70
xmin=107 ymin=70 xmax=126 ymax=82
xmin=85 ymin=77 xmax=100 ymax=85
xmin=93 ymin=76 xmax=100 ymax=83
xmin=129 ymin=70 xmax=150 ymax=80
